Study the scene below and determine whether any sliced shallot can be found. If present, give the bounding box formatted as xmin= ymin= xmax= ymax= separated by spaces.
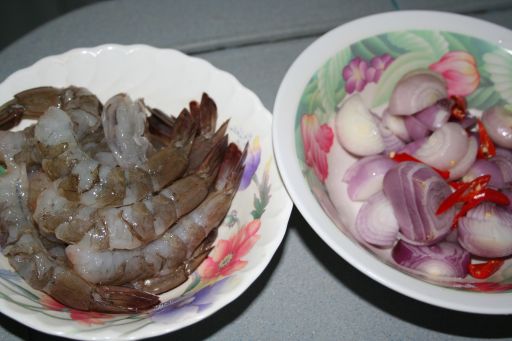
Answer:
xmin=383 ymin=162 xmax=455 ymax=245
xmin=355 ymin=191 xmax=399 ymax=248
xmin=392 ymin=240 xmax=470 ymax=278
xmin=405 ymin=116 xmax=430 ymax=140
xmin=413 ymin=122 xmax=469 ymax=171
xmin=458 ymin=202 xmax=512 ymax=258
xmin=388 ymin=70 xmax=447 ymax=116
xmin=481 ymin=106 xmax=512 ymax=149
xmin=335 ymin=94 xmax=384 ymax=156
xmin=447 ymin=135 xmax=478 ymax=181
xmin=463 ymin=159 xmax=505 ymax=189
xmin=492 ymin=148 xmax=512 ymax=184
xmin=414 ymin=98 xmax=451 ymax=131
xmin=382 ymin=110 xmax=409 ymax=141
xmin=343 ymin=155 xmax=396 ymax=201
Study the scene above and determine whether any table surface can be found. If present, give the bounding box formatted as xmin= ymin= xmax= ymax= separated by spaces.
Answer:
xmin=1 ymin=0 xmax=512 ymax=340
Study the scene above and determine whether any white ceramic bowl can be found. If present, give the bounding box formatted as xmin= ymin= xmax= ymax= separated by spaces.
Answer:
xmin=273 ymin=11 xmax=512 ymax=314
xmin=0 ymin=44 xmax=292 ymax=339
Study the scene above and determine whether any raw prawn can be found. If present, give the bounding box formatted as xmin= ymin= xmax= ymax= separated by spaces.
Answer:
xmin=0 ymin=166 xmax=159 ymax=313
xmin=39 ymin=136 xmax=228 ymax=250
xmin=59 ymin=107 xmax=198 ymax=207
xmin=65 ymin=143 xmax=246 ymax=288
xmin=1 ymin=90 xmax=203 ymax=208
xmin=0 ymin=86 xmax=102 ymax=136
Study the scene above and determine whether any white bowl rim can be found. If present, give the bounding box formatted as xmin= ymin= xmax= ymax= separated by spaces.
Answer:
xmin=273 ymin=10 xmax=512 ymax=315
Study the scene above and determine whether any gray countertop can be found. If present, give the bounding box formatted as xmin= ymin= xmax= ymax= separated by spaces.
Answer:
xmin=1 ymin=0 xmax=512 ymax=340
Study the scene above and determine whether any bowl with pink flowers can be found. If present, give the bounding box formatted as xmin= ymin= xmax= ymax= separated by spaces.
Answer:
xmin=273 ymin=11 xmax=512 ymax=314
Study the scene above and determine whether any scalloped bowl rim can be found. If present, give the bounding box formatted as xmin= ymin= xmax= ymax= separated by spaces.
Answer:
xmin=273 ymin=10 xmax=512 ymax=314
xmin=0 ymin=44 xmax=293 ymax=339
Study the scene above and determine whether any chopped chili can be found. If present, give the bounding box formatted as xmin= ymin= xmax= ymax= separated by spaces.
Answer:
xmin=391 ymin=152 xmax=450 ymax=179
xmin=476 ymin=119 xmax=496 ymax=159
xmin=436 ymin=175 xmax=490 ymax=215
xmin=483 ymin=188 xmax=511 ymax=207
xmin=437 ymin=174 xmax=510 ymax=227
xmin=468 ymin=259 xmax=504 ymax=279
xmin=450 ymin=95 xmax=467 ymax=121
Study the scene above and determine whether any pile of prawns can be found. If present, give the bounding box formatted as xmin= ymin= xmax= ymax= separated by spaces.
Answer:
xmin=0 ymin=86 xmax=247 ymax=313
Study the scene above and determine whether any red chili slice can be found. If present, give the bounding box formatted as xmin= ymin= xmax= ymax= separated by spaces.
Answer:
xmin=483 ymin=188 xmax=511 ymax=206
xmin=476 ymin=119 xmax=496 ymax=159
xmin=391 ymin=152 xmax=450 ymax=179
xmin=469 ymin=259 xmax=504 ymax=279
xmin=450 ymin=95 xmax=467 ymax=121
xmin=440 ymin=175 xmax=510 ymax=227
xmin=436 ymin=175 xmax=490 ymax=215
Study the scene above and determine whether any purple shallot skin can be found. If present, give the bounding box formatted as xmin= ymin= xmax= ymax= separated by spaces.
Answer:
xmin=383 ymin=161 xmax=455 ymax=245
xmin=392 ymin=240 xmax=470 ymax=278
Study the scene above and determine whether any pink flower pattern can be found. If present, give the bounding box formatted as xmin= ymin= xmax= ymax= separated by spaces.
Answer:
xmin=342 ymin=54 xmax=394 ymax=93
xmin=301 ymin=114 xmax=333 ymax=182
xmin=198 ymin=220 xmax=261 ymax=279
xmin=429 ymin=51 xmax=480 ymax=96
xmin=342 ymin=57 xmax=368 ymax=93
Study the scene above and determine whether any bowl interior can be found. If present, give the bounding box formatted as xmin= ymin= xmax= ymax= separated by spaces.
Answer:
xmin=274 ymin=11 xmax=512 ymax=314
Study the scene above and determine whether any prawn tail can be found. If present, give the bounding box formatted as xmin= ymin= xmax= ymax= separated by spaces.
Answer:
xmin=170 ymin=108 xmax=197 ymax=154
xmin=197 ymin=93 xmax=218 ymax=136
xmin=0 ymin=87 xmax=62 ymax=130
xmin=130 ymin=230 xmax=217 ymax=295
xmin=0 ymin=99 xmax=24 ymax=130
xmin=90 ymin=285 xmax=160 ymax=313
xmin=215 ymin=143 xmax=248 ymax=192
xmin=195 ymin=135 xmax=228 ymax=179
xmin=47 ymin=266 xmax=160 ymax=313
xmin=147 ymin=106 xmax=176 ymax=140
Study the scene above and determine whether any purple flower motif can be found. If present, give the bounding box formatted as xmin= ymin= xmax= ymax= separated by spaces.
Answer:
xmin=239 ymin=136 xmax=261 ymax=190
xmin=150 ymin=277 xmax=231 ymax=322
xmin=342 ymin=57 xmax=369 ymax=93
xmin=366 ymin=54 xmax=394 ymax=83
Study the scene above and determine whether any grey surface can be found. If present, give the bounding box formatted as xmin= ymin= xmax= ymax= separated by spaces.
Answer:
xmin=1 ymin=0 xmax=512 ymax=340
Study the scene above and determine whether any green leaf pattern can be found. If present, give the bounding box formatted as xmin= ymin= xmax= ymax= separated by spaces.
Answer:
xmin=483 ymin=48 xmax=512 ymax=105
xmin=317 ymin=48 xmax=352 ymax=115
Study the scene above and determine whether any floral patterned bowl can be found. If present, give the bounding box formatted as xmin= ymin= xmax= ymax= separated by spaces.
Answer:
xmin=0 ymin=45 xmax=293 ymax=339
xmin=273 ymin=11 xmax=512 ymax=314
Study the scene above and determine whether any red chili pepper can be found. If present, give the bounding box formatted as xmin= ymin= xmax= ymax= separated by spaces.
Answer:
xmin=436 ymin=175 xmax=490 ymax=215
xmin=450 ymin=95 xmax=467 ymax=121
xmin=459 ymin=175 xmax=491 ymax=201
xmin=476 ymin=119 xmax=496 ymax=159
xmin=443 ymin=176 xmax=510 ymax=227
xmin=449 ymin=181 xmax=467 ymax=190
xmin=468 ymin=259 xmax=504 ymax=279
xmin=483 ymin=188 xmax=511 ymax=206
xmin=391 ymin=152 xmax=450 ymax=179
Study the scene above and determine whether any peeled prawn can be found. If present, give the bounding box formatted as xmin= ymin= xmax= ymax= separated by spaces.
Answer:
xmin=65 ymin=143 xmax=246 ymax=287
xmin=45 ymin=136 xmax=228 ymax=250
xmin=102 ymin=94 xmax=153 ymax=168
xmin=0 ymin=166 xmax=159 ymax=313
xmin=0 ymin=86 xmax=102 ymax=135
xmin=60 ymin=107 xmax=198 ymax=207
